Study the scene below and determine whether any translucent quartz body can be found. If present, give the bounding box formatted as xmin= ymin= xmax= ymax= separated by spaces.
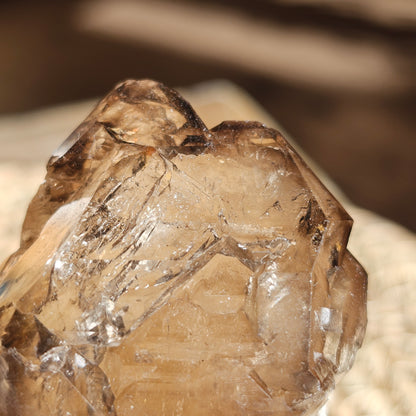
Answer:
xmin=0 ymin=80 xmax=367 ymax=416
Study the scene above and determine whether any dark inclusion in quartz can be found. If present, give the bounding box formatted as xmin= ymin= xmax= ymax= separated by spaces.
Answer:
xmin=0 ymin=80 xmax=367 ymax=416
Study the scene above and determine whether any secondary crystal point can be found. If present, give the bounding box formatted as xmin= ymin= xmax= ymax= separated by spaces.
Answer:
xmin=0 ymin=79 xmax=367 ymax=416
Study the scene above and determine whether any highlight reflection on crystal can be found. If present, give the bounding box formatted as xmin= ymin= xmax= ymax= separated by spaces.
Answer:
xmin=0 ymin=80 xmax=367 ymax=415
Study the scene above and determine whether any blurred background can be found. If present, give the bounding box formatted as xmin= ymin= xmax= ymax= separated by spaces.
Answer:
xmin=1 ymin=2 xmax=416 ymax=416
xmin=0 ymin=0 xmax=415 ymax=231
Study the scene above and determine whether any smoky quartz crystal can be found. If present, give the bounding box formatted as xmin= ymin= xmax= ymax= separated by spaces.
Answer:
xmin=0 ymin=80 xmax=367 ymax=415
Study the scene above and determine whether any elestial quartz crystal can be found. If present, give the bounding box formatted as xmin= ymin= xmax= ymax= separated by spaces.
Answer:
xmin=0 ymin=80 xmax=367 ymax=416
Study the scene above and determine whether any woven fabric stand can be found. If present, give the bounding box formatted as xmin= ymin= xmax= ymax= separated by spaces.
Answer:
xmin=1 ymin=81 xmax=415 ymax=416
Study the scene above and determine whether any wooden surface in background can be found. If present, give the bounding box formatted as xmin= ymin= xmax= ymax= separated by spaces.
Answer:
xmin=0 ymin=0 xmax=415 ymax=232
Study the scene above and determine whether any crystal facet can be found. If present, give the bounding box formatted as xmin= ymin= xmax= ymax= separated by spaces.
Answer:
xmin=0 ymin=80 xmax=367 ymax=416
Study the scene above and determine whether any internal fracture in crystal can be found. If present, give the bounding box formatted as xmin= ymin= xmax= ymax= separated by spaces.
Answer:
xmin=0 ymin=80 xmax=367 ymax=416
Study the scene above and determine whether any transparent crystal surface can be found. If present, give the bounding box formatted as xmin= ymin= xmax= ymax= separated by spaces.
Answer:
xmin=0 ymin=80 xmax=367 ymax=416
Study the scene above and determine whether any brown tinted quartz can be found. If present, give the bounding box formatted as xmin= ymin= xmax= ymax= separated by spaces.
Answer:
xmin=0 ymin=80 xmax=367 ymax=416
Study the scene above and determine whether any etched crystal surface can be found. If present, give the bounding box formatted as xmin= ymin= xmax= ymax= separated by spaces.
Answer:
xmin=0 ymin=80 xmax=367 ymax=416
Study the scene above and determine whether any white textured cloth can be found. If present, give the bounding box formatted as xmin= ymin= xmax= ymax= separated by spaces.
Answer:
xmin=0 ymin=81 xmax=415 ymax=416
